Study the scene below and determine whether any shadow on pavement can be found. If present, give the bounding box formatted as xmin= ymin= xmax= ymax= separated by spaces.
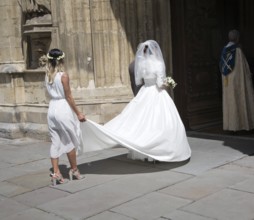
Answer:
xmin=187 ymin=131 xmax=254 ymax=155
xmin=74 ymin=155 xmax=191 ymax=176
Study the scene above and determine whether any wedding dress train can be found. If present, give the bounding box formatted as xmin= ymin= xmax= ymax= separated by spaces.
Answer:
xmin=80 ymin=40 xmax=191 ymax=162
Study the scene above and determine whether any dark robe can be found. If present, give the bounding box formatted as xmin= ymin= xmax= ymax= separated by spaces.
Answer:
xmin=129 ymin=60 xmax=142 ymax=96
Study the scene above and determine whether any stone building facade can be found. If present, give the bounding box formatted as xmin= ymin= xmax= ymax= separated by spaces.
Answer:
xmin=0 ymin=0 xmax=172 ymax=140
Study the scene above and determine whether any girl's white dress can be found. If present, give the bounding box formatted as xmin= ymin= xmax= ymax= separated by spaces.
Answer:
xmin=46 ymin=72 xmax=83 ymax=158
xmin=81 ymin=58 xmax=191 ymax=162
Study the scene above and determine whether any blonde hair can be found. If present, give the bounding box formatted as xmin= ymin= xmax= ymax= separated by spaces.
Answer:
xmin=46 ymin=60 xmax=64 ymax=84
xmin=45 ymin=49 xmax=65 ymax=84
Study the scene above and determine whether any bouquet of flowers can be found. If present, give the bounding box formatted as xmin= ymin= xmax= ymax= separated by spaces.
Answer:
xmin=164 ymin=76 xmax=177 ymax=89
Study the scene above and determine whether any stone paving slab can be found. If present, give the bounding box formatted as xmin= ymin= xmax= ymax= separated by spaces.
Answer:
xmin=0 ymin=165 xmax=35 ymax=182
xmin=159 ymin=168 xmax=250 ymax=200
xmin=9 ymin=159 xmax=50 ymax=173
xmin=13 ymin=187 xmax=71 ymax=207
xmin=229 ymin=177 xmax=254 ymax=194
xmin=0 ymin=195 xmax=29 ymax=219
xmin=218 ymin=162 xmax=254 ymax=176
xmin=170 ymin=137 xmax=250 ymax=175
xmin=0 ymin=143 xmax=49 ymax=165
xmin=159 ymin=210 xmax=216 ymax=220
xmin=187 ymin=137 xmax=243 ymax=154
xmin=0 ymin=135 xmax=253 ymax=220
xmin=0 ymin=181 xmax=30 ymax=198
xmin=0 ymin=148 xmax=45 ymax=165
xmin=182 ymin=188 xmax=254 ymax=220
xmin=187 ymin=133 xmax=254 ymax=155
xmin=170 ymin=150 xmax=243 ymax=175
xmin=111 ymin=192 xmax=191 ymax=220
xmin=86 ymin=211 xmax=134 ymax=220
xmin=6 ymin=170 xmax=51 ymax=190
xmin=230 ymin=156 xmax=254 ymax=168
xmin=38 ymin=180 xmax=141 ymax=219
xmin=0 ymin=161 xmax=12 ymax=169
xmin=38 ymin=167 xmax=191 ymax=219
xmin=1 ymin=208 xmax=65 ymax=220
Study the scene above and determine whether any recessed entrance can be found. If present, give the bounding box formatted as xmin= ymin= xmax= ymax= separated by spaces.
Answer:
xmin=170 ymin=0 xmax=254 ymax=137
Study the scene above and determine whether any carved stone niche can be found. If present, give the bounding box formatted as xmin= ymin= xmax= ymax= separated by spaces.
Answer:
xmin=20 ymin=0 xmax=52 ymax=70
xmin=24 ymin=32 xmax=51 ymax=69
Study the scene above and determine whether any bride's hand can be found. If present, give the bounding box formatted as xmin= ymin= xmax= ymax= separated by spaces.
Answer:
xmin=161 ymin=84 xmax=168 ymax=90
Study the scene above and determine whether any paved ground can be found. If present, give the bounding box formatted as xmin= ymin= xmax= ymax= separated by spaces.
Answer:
xmin=0 ymin=132 xmax=254 ymax=220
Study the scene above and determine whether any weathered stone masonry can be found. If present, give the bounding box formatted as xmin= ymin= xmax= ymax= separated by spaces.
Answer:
xmin=0 ymin=0 xmax=172 ymax=140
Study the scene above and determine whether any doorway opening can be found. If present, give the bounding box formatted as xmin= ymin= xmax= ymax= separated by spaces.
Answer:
xmin=170 ymin=0 xmax=254 ymax=138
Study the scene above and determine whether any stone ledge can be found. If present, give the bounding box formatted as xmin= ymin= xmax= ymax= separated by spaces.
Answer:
xmin=0 ymin=122 xmax=49 ymax=141
xmin=0 ymin=63 xmax=25 ymax=74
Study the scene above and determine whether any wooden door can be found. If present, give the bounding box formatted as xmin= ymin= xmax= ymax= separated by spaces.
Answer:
xmin=170 ymin=0 xmax=239 ymax=130
xmin=238 ymin=0 xmax=254 ymax=75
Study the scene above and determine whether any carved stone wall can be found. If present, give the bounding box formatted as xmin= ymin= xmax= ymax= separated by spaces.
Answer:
xmin=0 ymin=0 xmax=172 ymax=139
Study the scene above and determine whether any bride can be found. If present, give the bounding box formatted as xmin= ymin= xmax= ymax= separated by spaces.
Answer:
xmin=81 ymin=40 xmax=191 ymax=162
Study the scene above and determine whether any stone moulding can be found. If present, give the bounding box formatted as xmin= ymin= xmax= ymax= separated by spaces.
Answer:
xmin=0 ymin=64 xmax=25 ymax=74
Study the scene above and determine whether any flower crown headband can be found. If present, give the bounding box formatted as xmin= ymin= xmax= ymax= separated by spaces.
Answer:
xmin=47 ymin=52 xmax=65 ymax=60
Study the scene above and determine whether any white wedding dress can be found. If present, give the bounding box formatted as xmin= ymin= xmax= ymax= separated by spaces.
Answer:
xmin=80 ymin=40 xmax=191 ymax=162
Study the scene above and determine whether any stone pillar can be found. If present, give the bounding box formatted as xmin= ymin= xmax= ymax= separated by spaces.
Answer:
xmin=51 ymin=0 xmax=94 ymax=89
xmin=0 ymin=0 xmax=24 ymax=72
xmin=0 ymin=0 xmax=25 ymax=138
xmin=91 ymin=0 xmax=122 ymax=87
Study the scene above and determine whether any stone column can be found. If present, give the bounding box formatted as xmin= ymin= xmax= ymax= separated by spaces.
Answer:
xmin=0 ymin=0 xmax=24 ymax=69
xmin=91 ymin=0 xmax=123 ymax=87
xmin=51 ymin=0 xmax=94 ymax=89
xmin=0 ymin=1 xmax=25 ymax=138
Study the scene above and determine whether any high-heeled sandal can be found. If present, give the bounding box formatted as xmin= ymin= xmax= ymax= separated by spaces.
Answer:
xmin=50 ymin=173 xmax=65 ymax=186
xmin=69 ymin=168 xmax=84 ymax=181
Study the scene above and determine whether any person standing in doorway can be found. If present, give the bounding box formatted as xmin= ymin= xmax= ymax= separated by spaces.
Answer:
xmin=219 ymin=30 xmax=254 ymax=131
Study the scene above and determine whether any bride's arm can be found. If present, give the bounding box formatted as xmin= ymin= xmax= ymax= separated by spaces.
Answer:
xmin=156 ymin=63 xmax=166 ymax=88
xmin=135 ymin=70 xmax=143 ymax=86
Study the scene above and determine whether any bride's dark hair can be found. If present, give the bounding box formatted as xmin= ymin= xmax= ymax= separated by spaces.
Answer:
xmin=46 ymin=48 xmax=65 ymax=84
